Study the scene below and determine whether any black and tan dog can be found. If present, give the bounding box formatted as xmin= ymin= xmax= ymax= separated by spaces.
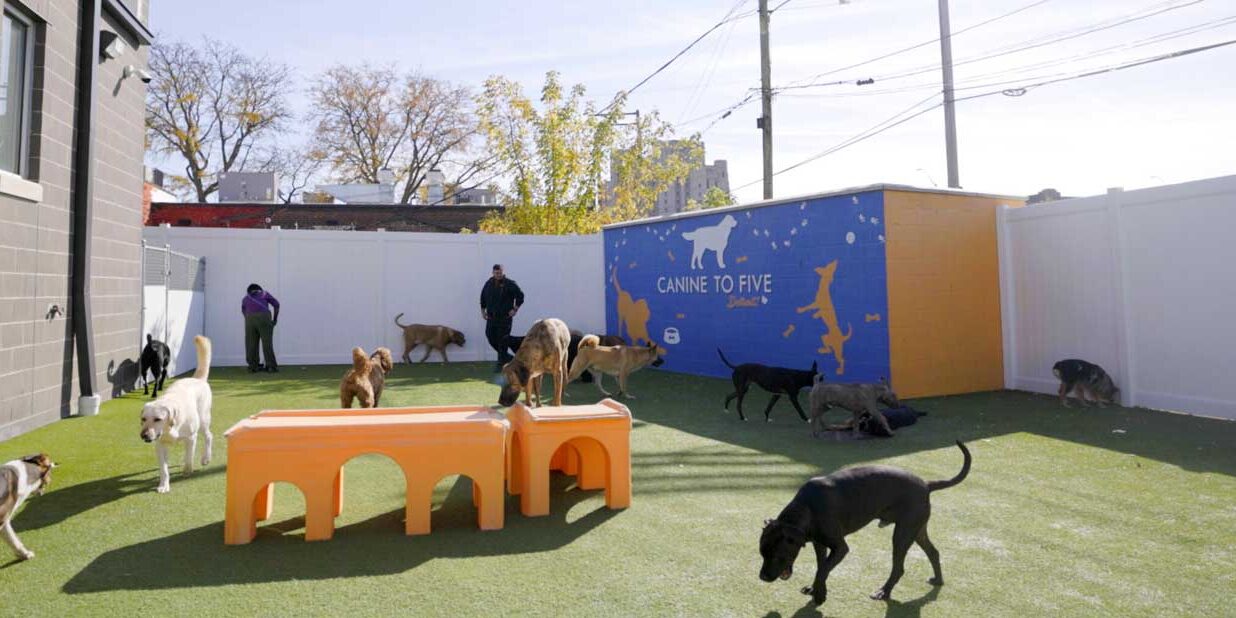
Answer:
xmin=719 ymin=349 xmax=818 ymax=422
xmin=1052 ymin=358 xmax=1119 ymax=407
xmin=340 ymin=346 xmax=394 ymax=408
xmin=1 ymin=453 xmax=56 ymax=561
xmin=567 ymin=334 xmax=666 ymax=399
xmin=139 ymin=334 xmax=171 ymax=397
xmin=394 ymin=313 xmax=466 ymax=363
xmin=808 ymin=375 xmax=900 ymax=438
xmin=759 ymin=441 xmax=971 ymax=606
xmin=499 ymin=318 xmax=571 ymax=407
xmin=505 ymin=333 xmax=626 ymax=385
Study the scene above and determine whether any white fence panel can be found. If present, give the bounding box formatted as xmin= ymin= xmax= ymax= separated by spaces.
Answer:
xmin=142 ymin=226 xmax=605 ymax=368
xmin=141 ymin=246 xmax=206 ymax=377
xmin=1000 ymin=175 xmax=1236 ymax=419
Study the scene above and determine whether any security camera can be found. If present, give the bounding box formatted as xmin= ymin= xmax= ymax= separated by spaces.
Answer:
xmin=124 ymin=65 xmax=153 ymax=84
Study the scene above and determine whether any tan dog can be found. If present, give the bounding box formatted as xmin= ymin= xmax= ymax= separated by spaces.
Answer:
xmin=140 ymin=335 xmax=212 ymax=494
xmin=567 ymin=334 xmax=665 ymax=399
xmin=808 ymin=375 xmax=899 ymax=438
xmin=1 ymin=453 xmax=55 ymax=560
xmin=394 ymin=313 xmax=466 ymax=363
xmin=796 ymin=261 xmax=853 ymax=375
xmin=341 ymin=346 xmax=394 ymax=408
xmin=499 ymin=318 xmax=571 ymax=407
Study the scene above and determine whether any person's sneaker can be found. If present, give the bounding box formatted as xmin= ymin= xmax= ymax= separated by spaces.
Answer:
xmin=266 ymin=366 xmax=279 ymax=373
xmin=248 ymin=366 xmax=260 ymax=373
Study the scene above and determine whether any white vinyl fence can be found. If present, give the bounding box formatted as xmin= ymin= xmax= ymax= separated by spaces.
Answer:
xmin=141 ymin=244 xmax=206 ymax=376
xmin=142 ymin=225 xmax=605 ymax=368
xmin=999 ymin=175 xmax=1236 ymax=419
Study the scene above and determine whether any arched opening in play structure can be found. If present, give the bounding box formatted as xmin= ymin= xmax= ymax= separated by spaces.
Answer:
xmin=546 ymin=435 xmax=613 ymax=512
xmin=255 ymin=481 xmax=309 ymax=537
xmin=428 ymin=473 xmax=485 ymax=530
xmin=336 ymin=453 xmax=409 ymax=532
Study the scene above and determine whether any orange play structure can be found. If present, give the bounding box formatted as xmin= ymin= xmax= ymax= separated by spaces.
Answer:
xmin=507 ymin=399 xmax=632 ymax=517
xmin=223 ymin=405 xmax=508 ymax=545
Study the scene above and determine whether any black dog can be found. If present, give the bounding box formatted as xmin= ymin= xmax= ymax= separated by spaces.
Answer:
xmin=759 ymin=441 xmax=971 ymax=606
xmin=139 ymin=334 xmax=171 ymax=397
xmin=719 ymin=349 xmax=817 ymax=422
xmin=856 ymin=406 xmax=928 ymax=438
xmin=1052 ymin=358 xmax=1119 ymax=407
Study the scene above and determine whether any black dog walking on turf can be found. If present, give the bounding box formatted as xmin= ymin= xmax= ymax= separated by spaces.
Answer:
xmin=759 ymin=441 xmax=971 ymax=606
xmin=480 ymin=264 xmax=525 ymax=373
xmin=719 ymin=349 xmax=817 ymax=422
xmin=139 ymin=334 xmax=171 ymax=397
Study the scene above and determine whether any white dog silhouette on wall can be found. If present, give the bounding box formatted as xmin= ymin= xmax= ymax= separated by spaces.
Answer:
xmin=681 ymin=214 xmax=738 ymax=270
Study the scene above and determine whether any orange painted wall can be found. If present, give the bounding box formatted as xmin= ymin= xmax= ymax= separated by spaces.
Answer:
xmin=884 ymin=190 xmax=1022 ymax=398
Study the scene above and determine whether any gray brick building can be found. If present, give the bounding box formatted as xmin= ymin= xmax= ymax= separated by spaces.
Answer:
xmin=0 ymin=0 xmax=152 ymax=439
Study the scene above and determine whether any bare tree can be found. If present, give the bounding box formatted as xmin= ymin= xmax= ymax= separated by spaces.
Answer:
xmin=262 ymin=147 xmax=327 ymax=204
xmin=145 ymin=38 xmax=293 ymax=202
xmin=308 ymin=65 xmax=489 ymax=204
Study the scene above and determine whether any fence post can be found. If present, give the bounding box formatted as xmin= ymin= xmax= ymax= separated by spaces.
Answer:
xmin=140 ymin=240 xmax=146 ymax=358
xmin=996 ymin=204 xmax=1017 ymax=391
xmin=1105 ymin=188 xmax=1135 ymax=407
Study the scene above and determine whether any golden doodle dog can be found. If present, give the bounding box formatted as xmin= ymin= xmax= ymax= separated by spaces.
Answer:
xmin=499 ymin=318 xmax=571 ymax=408
xmin=394 ymin=313 xmax=466 ymax=363
xmin=567 ymin=335 xmax=665 ymax=399
xmin=139 ymin=335 xmax=213 ymax=494
xmin=341 ymin=346 xmax=394 ymax=408
xmin=1 ymin=453 xmax=56 ymax=561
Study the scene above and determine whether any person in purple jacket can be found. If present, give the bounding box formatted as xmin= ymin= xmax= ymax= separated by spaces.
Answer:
xmin=242 ymin=283 xmax=280 ymax=373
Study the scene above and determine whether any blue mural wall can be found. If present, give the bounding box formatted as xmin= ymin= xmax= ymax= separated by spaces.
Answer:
xmin=603 ymin=191 xmax=890 ymax=383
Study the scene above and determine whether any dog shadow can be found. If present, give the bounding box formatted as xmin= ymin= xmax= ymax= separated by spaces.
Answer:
xmin=760 ymin=586 xmax=939 ymax=618
xmin=17 ymin=467 xmax=225 ymax=532
xmin=106 ymin=358 xmax=140 ymax=398
xmin=63 ymin=474 xmax=618 ymax=592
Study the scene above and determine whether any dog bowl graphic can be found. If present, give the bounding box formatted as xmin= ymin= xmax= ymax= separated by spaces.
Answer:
xmin=663 ymin=327 xmax=680 ymax=345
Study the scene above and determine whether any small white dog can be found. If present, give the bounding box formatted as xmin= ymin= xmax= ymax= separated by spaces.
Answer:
xmin=681 ymin=214 xmax=738 ymax=270
xmin=1 ymin=453 xmax=56 ymax=561
xmin=140 ymin=335 xmax=213 ymax=494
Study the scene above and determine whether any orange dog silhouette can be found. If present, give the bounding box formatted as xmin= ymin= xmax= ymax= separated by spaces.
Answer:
xmin=613 ymin=269 xmax=653 ymax=346
xmin=796 ymin=260 xmax=852 ymax=375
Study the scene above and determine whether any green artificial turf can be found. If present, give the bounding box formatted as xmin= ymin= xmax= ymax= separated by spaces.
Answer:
xmin=0 ymin=364 xmax=1233 ymax=617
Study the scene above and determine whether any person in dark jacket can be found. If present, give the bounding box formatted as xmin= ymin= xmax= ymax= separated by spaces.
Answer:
xmin=242 ymin=283 xmax=280 ymax=373
xmin=480 ymin=264 xmax=525 ymax=372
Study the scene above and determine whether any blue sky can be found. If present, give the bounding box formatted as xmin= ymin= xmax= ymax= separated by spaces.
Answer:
xmin=151 ymin=0 xmax=1236 ymax=202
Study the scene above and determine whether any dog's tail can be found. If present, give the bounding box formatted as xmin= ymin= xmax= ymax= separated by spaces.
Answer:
xmin=394 ymin=313 xmax=409 ymax=328
xmin=146 ymin=333 xmax=153 ymax=345
xmin=371 ymin=347 xmax=393 ymax=372
xmin=192 ymin=336 xmax=212 ymax=381
xmin=351 ymin=347 xmax=368 ymax=372
xmin=579 ymin=334 xmax=601 ymax=350
xmin=717 ymin=348 xmax=737 ymax=369
xmin=927 ymin=441 xmax=971 ymax=492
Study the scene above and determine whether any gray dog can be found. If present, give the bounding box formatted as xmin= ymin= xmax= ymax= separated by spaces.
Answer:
xmin=808 ymin=375 xmax=900 ymax=437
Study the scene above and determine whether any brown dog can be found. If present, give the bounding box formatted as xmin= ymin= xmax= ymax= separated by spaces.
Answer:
xmin=808 ymin=375 xmax=900 ymax=438
xmin=499 ymin=318 xmax=571 ymax=408
xmin=340 ymin=346 xmax=394 ymax=408
xmin=567 ymin=334 xmax=665 ymax=399
xmin=394 ymin=313 xmax=466 ymax=363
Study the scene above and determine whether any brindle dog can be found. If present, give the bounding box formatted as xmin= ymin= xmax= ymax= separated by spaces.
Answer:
xmin=499 ymin=318 xmax=571 ymax=407
xmin=807 ymin=375 xmax=900 ymax=437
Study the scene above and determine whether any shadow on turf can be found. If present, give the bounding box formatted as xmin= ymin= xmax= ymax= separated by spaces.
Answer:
xmin=63 ymin=474 xmax=617 ymax=592
xmin=16 ymin=467 xmax=225 ymax=532
xmin=631 ymin=372 xmax=1236 ymax=477
xmin=761 ymin=585 xmax=939 ymax=618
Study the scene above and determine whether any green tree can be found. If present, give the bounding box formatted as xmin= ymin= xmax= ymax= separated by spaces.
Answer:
xmin=685 ymin=186 xmax=737 ymax=211
xmin=476 ymin=71 xmax=698 ymax=234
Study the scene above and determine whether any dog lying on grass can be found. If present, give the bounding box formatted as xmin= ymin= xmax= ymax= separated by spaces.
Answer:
xmin=719 ymin=349 xmax=818 ymax=422
xmin=808 ymin=375 xmax=900 ymax=438
xmin=340 ymin=346 xmax=394 ymax=408
xmin=759 ymin=441 xmax=971 ymax=606
xmin=1052 ymin=358 xmax=1119 ymax=407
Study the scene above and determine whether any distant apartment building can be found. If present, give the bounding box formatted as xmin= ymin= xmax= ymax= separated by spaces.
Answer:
xmin=609 ymin=140 xmax=729 ymax=216
xmin=0 ymin=0 xmax=153 ymax=439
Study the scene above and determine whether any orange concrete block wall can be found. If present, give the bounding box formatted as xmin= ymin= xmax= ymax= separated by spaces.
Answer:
xmin=884 ymin=190 xmax=1023 ymax=398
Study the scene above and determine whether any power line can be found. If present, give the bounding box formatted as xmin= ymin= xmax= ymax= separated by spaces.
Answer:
xmin=678 ymin=0 xmax=749 ymax=123
xmin=787 ymin=0 xmax=1053 ymax=87
xmin=600 ymin=3 xmax=756 ymax=114
xmin=779 ymin=0 xmax=1207 ymax=92
xmin=735 ymin=36 xmax=1236 ymax=189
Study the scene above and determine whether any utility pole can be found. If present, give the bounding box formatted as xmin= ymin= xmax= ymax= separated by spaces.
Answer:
xmin=758 ymin=0 xmax=773 ymax=199
xmin=937 ymin=0 xmax=960 ymax=188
